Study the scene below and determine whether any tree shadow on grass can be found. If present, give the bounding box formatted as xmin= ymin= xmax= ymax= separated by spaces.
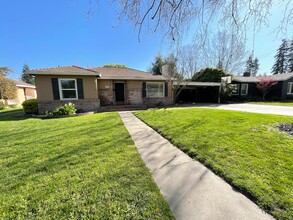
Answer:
xmin=1 ymin=118 xmax=126 ymax=192
xmin=0 ymin=110 xmax=31 ymax=121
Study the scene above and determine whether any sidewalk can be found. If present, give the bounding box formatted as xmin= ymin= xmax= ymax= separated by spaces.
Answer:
xmin=119 ymin=111 xmax=274 ymax=220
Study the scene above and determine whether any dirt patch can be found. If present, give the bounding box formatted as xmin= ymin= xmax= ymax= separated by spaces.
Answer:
xmin=277 ymin=123 xmax=293 ymax=135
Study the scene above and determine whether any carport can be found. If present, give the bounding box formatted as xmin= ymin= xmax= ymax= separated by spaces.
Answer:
xmin=174 ymin=82 xmax=221 ymax=103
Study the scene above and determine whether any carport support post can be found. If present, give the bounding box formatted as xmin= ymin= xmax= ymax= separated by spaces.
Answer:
xmin=218 ymin=84 xmax=222 ymax=104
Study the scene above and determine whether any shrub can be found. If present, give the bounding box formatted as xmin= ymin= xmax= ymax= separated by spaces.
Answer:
xmin=52 ymin=103 xmax=76 ymax=116
xmin=192 ymin=67 xmax=229 ymax=82
xmin=22 ymin=99 xmax=38 ymax=114
xmin=155 ymin=101 xmax=165 ymax=108
xmin=0 ymin=101 xmax=5 ymax=110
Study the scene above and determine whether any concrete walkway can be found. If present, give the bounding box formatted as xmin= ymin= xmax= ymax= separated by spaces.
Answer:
xmin=178 ymin=103 xmax=293 ymax=116
xmin=119 ymin=111 xmax=274 ymax=220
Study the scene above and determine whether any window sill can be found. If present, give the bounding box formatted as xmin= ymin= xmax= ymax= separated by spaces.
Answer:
xmin=60 ymin=98 xmax=78 ymax=101
xmin=145 ymin=96 xmax=165 ymax=98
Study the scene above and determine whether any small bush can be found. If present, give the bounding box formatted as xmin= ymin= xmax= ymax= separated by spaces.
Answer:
xmin=155 ymin=101 xmax=165 ymax=108
xmin=51 ymin=102 xmax=76 ymax=116
xmin=22 ymin=99 xmax=38 ymax=114
xmin=0 ymin=101 xmax=5 ymax=110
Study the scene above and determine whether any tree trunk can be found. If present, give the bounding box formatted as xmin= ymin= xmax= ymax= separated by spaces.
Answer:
xmin=262 ymin=92 xmax=267 ymax=101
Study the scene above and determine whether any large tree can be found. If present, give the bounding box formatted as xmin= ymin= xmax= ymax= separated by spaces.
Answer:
xmin=272 ymin=39 xmax=289 ymax=74
xmin=108 ymin=0 xmax=293 ymax=42
xmin=21 ymin=64 xmax=35 ymax=85
xmin=207 ymin=31 xmax=247 ymax=73
xmin=0 ymin=67 xmax=12 ymax=76
xmin=0 ymin=76 xmax=17 ymax=100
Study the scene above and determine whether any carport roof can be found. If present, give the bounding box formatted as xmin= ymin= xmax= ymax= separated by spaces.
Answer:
xmin=174 ymin=81 xmax=221 ymax=87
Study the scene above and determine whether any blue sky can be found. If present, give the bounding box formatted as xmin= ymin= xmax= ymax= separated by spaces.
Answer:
xmin=0 ymin=0 xmax=167 ymax=79
xmin=0 ymin=0 xmax=292 ymax=80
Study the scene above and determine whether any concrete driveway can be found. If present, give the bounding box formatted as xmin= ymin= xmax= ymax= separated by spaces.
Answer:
xmin=180 ymin=103 xmax=293 ymax=116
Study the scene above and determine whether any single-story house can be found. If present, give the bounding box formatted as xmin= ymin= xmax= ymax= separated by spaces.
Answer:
xmin=27 ymin=66 xmax=173 ymax=113
xmin=231 ymin=72 xmax=293 ymax=100
xmin=7 ymin=80 xmax=37 ymax=106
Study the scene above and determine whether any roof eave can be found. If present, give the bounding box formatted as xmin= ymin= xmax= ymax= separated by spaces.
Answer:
xmin=27 ymin=70 xmax=99 ymax=76
xmin=99 ymin=77 xmax=167 ymax=81
xmin=16 ymin=84 xmax=36 ymax=89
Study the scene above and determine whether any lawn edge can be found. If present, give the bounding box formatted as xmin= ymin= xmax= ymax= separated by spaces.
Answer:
xmin=134 ymin=112 xmax=276 ymax=219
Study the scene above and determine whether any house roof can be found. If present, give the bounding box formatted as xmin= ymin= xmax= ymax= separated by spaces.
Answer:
xmin=233 ymin=72 xmax=293 ymax=82
xmin=27 ymin=65 xmax=100 ymax=76
xmin=91 ymin=67 xmax=167 ymax=81
xmin=28 ymin=65 xmax=167 ymax=81
xmin=173 ymin=81 xmax=221 ymax=87
xmin=12 ymin=80 xmax=36 ymax=89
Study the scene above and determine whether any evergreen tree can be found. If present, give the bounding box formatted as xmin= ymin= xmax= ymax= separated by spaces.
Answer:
xmin=216 ymin=60 xmax=224 ymax=69
xmin=244 ymin=55 xmax=259 ymax=76
xmin=272 ymin=39 xmax=288 ymax=74
xmin=245 ymin=55 xmax=254 ymax=76
xmin=252 ymin=58 xmax=259 ymax=76
xmin=287 ymin=38 xmax=293 ymax=72
xmin=150 ymin=53 xmax=178 ymax=76
xmin=20 ymin=64 xmax=35 ymax=85
xmin=150 ymin=54 xmax=165 ymax=75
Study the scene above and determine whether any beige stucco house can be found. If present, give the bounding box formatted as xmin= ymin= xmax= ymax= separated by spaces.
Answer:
xmin=7 ymin=80 xmax=37 ymax=106
xmin=28 ymin=66 xmax=173 ymax=113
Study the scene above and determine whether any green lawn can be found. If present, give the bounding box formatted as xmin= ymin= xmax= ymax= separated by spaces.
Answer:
xmin=0 ymin=111 xmax=173 ymax=219
xmin=248 ymin=101 xmax=293 ymax=107
xmin=0 ymin=107 xmax=22 ymax=113
xmin=135 ymin=108 xmax=293 ymax=220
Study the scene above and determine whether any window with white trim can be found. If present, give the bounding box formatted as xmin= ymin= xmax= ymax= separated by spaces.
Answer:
xmin=241 ymin=84 xmax=248 ymax=95
xmin=287 ymin=82 xmax=293 ymax=94
xmin=58 ymin=79 xmax=78 ymax=100
xmin=230 ymin=84 xmax=239 ymax=95
xmin=146 ymin=82 xmax=164 ymax=97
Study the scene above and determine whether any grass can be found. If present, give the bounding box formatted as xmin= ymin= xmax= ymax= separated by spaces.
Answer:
xmin=135 ymin=108 xmax=293 ymax=220
xmin=248 ymin=101 xmax=293 ymax=107
xmin=0 ymin=107 xmax=22 ymax=113
xmin=0 ymin=111 xmax=173 ymax=219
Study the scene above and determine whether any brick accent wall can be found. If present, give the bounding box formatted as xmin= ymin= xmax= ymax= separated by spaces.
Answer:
xmin=38 ymin=99 xmax=100 ymax=113
xmin=143 ymin=97 xmax=173 ymax=106
xmin=98 ymin=89 xmax=114 ymax=106
xmin=127 ymin=88 xmax=142 ymax=104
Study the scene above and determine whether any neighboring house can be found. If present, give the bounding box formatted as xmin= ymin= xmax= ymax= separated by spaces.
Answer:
xmin=27 ymin=66 xmax=172 ymax=113
xmin=231 ymin=72 xmax=293 ymax=100
xmin=7 ymin=80 xmax=36 ymax=106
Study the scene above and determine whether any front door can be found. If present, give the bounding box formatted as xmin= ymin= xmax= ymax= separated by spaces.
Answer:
xmin=115 ymin=83 xmax=125 ymax=103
